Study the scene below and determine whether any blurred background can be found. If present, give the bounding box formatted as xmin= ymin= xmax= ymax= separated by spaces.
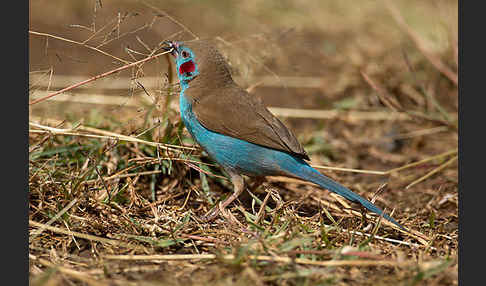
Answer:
xmin=29 ymin=0 xmax=458 ymax=176
xmin=29 ymin=1 xmax=457 ymax=117
xmin=29 ymin=0 xmax=458 ymax=165
xmin=29 ymin=1 xmax=458 ymax=284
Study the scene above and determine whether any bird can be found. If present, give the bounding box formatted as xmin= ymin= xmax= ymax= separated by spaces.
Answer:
xmin=162 ymin=39 xmax=405 ymax=230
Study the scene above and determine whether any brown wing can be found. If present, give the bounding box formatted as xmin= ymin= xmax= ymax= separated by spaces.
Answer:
xmin=189 ymin=84 xmax=309 ymax=160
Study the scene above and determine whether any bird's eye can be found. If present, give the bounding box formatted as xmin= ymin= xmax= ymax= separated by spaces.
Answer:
xmin=181 ymin=51 xmax=189 ymax=58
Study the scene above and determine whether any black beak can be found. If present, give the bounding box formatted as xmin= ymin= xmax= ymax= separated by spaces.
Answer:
xmin=160 ymin=40 xmax=175 ymax=53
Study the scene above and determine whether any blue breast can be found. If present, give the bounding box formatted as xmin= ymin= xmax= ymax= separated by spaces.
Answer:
xmin=179 ymin=90 xmax=307 ymax=177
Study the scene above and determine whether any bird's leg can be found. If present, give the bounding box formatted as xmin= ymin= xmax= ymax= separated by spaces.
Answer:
xmin=200 ymin=172 xmax=245 ymax=222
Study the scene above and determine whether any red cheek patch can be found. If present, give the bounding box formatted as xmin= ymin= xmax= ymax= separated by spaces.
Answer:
xmin=179 ymin=60 xmax=196 ymax=75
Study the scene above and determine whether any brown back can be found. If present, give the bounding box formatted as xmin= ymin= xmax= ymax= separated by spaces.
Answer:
xmin=182 ymin=40 xmax=309 ymax=160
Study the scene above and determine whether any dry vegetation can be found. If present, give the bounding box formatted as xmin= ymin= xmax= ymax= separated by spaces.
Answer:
xmin=29 ymin=0 xmax=458 ymax=285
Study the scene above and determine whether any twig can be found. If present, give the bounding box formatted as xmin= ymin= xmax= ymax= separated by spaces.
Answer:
xmin=89 ymin=154 xmax=112 ymax=201
xmin=387 ymin=149 xmax=457 ymax=173
xmin=390 ymin=126 xmax=449 ymax=140
xmin=96 ymin=17 xmax=157 ymax=48
xmin=405 ymin=155 xmax=458 ymax=189
xmin=30 ymin=256 xmax=108 ymax=286
xmin=401 ymin=49 xmax=454 ymax=124
xmin=82 ymin=15 xmax=117 ymax=44
xmin=29 ymin=120 xmax=197 ymax=153
xmin=29 ymin=198 xmax=78 ymax=242
xmin=348 ymin=230 xmax=435 ymax=250
xmin=179 ymin=234 xmax=230 ymax=245
xmin=140 ymin=1 xmax=199 ymax=41
xmin=29 ymin=30 xmax=130 ymax=64
xmin=301 ymin=148 xmax=457 ymax=176
xmin=267 ymin=107 xmax=412 ymax=121
xmin=311 ymin=165 xmax=387 ymax=175
xmin=29 ymin=49 xmax=172 ymax=105
xmin=183 ymin=161 xmax=228 ymax=180
xmin=29 ymin=220 xmax=146 ymax=251
xmin=254 ymin=190 xmax=272 ymax=224
xmin=384 ymin=1 xmax=458 ymax=86
xmin=102 ymin=253 xmax=416 ymax=267
xmin=361 ymin=71 xmax=402 ymax=112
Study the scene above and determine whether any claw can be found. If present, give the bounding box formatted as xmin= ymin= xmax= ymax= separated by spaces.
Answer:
xmin=199 ymin=206 xmax=221 ymax=222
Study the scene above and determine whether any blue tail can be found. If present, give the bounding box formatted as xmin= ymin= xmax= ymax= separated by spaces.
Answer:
xmin=176 ymin=102 xmax=404 ymax=230
xmin=286 ymin=161 xmax=405 ymax=230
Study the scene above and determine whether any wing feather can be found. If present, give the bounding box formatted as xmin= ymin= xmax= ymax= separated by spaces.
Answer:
xmin=189 ymin=85 xmax=309 ymax=160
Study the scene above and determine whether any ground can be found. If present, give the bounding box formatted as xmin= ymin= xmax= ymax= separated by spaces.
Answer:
xmin=29 ymin=1 xmax=458 ymax=285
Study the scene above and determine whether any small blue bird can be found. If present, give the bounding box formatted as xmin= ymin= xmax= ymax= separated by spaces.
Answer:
xmin=164 ymin=40 xmax=404 ymax=230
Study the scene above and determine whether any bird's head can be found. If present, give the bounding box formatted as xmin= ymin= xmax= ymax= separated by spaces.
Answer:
xmin=162 ymin=40 xmax=233 ymax=87
xmin=163 ymin=41 xmax=199 ymax=83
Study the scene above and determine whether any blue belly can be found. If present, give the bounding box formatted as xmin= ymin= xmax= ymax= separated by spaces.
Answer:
xmin=179 ymin=93 xmax=307 ymax=177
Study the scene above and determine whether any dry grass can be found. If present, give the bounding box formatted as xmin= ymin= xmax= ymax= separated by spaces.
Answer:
xmin=29 ymin=1 xmax=458 ymax=285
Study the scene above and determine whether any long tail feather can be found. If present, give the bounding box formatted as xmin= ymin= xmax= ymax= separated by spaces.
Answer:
xmin=292 ymin=163 xmax=405 ymax=230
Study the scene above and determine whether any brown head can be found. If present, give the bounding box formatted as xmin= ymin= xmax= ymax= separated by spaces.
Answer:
xmin=164 ymin=40 xmax=234 ymax=89
xmin=163 ymin=39 xmax=310 ymax=161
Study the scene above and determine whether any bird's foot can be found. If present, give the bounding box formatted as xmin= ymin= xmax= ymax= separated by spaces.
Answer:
xmin=198 ymin=205 xmax=220 ymax=222
xmin=198 ymin=202 xmax=243 ymax=226
xmin=219 ymin=205 xmax=244 ymax=227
